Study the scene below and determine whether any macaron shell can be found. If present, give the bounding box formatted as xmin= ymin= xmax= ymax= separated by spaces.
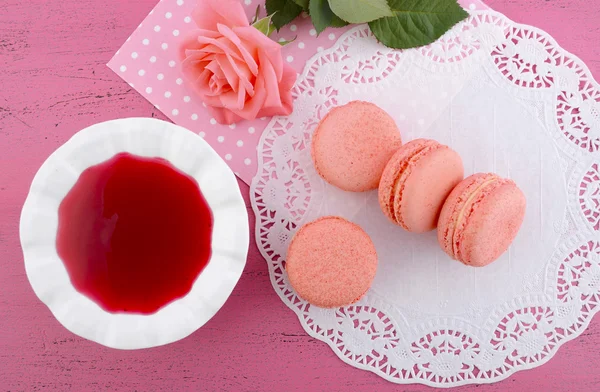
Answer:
xmin=452 ymin=177 xmax=507 ymax=260
xmin=437 ymin=173 xmax=497 ymax=258
xmin=378 ymin=139 xmax=434 ymax=226
xmin=311 ymin=101 xmax=402 ymax=192
xmin=396 ymin=145 xmax=464 ymax=233
xmin=286 ymin=216 xmax=378 ymax=308
xmin=456 ymin=181 xmax=526 ymax=267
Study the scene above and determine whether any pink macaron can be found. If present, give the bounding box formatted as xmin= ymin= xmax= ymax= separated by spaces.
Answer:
xmin=437 ymin=173 xmax=526 ymax=267
xmin=286 ymin=216 xmax=378 ymax=308
xmin=378 ymin=139 xmax=464 ymax=233
xmin=311 ymin=101 xmax=402 ymax=192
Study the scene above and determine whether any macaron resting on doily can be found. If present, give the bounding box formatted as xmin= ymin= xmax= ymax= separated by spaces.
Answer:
xmin=437 ymin=173 xmax=527 ymax=267
xmin=311 ymin=101 xmax=402 ymax=192
xmin=378 ymin=139 xmax=464 ymax=233
xmin=286 ymin=216 xmax=378 ymax=308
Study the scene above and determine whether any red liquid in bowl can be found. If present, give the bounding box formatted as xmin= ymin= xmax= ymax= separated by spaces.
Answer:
xmin=56 ymin=153 xmax=213 ymax=314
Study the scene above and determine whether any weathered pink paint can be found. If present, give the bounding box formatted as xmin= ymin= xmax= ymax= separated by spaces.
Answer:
xmin=0 ymin=0 xmax=598 ymax=390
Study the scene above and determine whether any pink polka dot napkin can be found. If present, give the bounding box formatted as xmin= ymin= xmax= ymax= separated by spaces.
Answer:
xmin=108 ymin=0 xmax=488 ymax=184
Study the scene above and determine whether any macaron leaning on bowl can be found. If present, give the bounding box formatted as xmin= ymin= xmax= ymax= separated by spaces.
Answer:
xmin=378 ymin=139 xmax=464 ymax=233
xmin=437 ymin=173 xmax=527 ymax=267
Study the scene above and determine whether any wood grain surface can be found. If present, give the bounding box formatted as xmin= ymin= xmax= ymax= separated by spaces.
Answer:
xmin=1 ymin=0 xmax=598 ymax=390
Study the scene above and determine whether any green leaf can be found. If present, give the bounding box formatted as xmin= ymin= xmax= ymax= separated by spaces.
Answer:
xmin=309 ymin=0 xmax=348 ymax=33
xmin=368 ymin=0 xmax=469 ymax=49
xmin=278 ymin=36 xmax=298 ymax=46
xmin=251 ymin=5 xmax=261 ymax=24
xmin=266 ymin=0 xmax=304 ymax=30
xmin=309 ymin=0 xmax=335 ymax=34
xmin=252 ymin=15 xmax=276 ymax=37
xmin=292 ymin=0 xmax=309 ymax=9
xmin=330 ymin=14 xmax=349 ymax=28
xmin=328 ymin=0 xmax=393 ymax=24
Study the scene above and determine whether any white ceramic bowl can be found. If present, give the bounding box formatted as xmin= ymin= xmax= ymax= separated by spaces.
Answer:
xmin=20 ymin=118 xmax=249 ymax=349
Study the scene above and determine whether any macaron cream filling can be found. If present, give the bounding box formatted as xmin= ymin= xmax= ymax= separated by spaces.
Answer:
xmin=391 ymin=142 xmax=442 ymax=229
xmin=450 ymin=176 xmax=498 ymax=261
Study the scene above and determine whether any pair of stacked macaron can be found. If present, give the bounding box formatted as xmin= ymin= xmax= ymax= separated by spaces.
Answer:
xmin=286 ymin=101 xmax=526 ymax=308
xmin=378 ymin=140 xmax=526 ymax=269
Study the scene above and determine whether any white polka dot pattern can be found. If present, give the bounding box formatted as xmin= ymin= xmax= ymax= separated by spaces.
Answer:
xmin=108 ymin=0 xmax=487 ymax=184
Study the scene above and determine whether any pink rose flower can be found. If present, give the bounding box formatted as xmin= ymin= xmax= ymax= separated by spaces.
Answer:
xmin=179 ymin=0 xmax=297 ymax=125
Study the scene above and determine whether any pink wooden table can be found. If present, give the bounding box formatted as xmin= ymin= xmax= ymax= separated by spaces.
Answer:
xmin=1 ymin=0 xmax=599 ymax=390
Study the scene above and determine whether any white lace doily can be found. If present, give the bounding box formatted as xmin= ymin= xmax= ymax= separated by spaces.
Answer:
xmin=250 ymin=10 xmax=600 ymax=387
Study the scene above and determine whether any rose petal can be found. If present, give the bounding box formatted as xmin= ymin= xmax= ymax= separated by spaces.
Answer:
xmin=203 ymin=94 xmax=225 ymax=108
xmin=181 ymin=51 xmax=219 ymax=88
xmin=205 ymin=59 xmax=226 ymax=81
xmin=193 ymin=69 xmax=216 ymax=97
xmin=233 ymin=26 xmax=281 ymax=52
xmin=222 ymin=109 xmax=243 ymax=125
xmin=207 ymin=105 xmax=243 ymax=125
xmin=219 ymin=89 xmax=245 ymax=111
xmin=257 ymin=50 xmax=282 ymax=109
xmin=280 ymin=63 xmax=298 ymax=93
xmin=277 ymin=68 xmax=296 ymax=115
xmin=237 ymin=80 xmax=247 ymax=109
xmin=235 ymin=74 xmax=267 ymax=120
xmin=197 ymin=36 xmax=244 ymax=62
xmin=234 ymin=26 xmax=283 ymax=80
xmin=215 ymin=52 xmax=253 ymax=95
xmin=181 ymin=58 xmax=210 ymax=80
xmin=231 ymin=58 xmax=255 ymax=97
xmin=183 ymin=50 xmax=214 ymax=64
xmin=209 ymin=75 xmax=229 ymax=96
xmin=197 ymin=69 xmax=231 ymax=98
xmin=178 ymin=29 xmax=221 ymax=60
xmin=208 ymin=78 xmax=219 ymax=95
xmin=215 ymin=54 xmax=240 ymax=93
xmin=257 ymin=92 xmax=293 ymax=118
xmin=186 ymin=44 xmax=221 ymax=57
xmin=217 ymin=24 xmax=259 ymax=76
xmin=255 ymin=62 xmax=295 ymax=118
xmin=192 ymin=0 xmax=249 ymax=31
xmin=217 ymin=77 xmax=230 ymax=92
xmin=263 ymin=47 xmax=284 ymax=82
xmin=278 ymin=90 xmax=294 ymax=116
xmin=181 ymin=57 xmax=210 ymax=84
xmin=210 ymin=83 xmax=231 ymax=97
